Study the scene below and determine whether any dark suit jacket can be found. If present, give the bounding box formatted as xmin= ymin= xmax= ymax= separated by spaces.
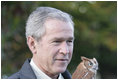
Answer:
xmin=8 ymin=59 xmax=72 ymax=79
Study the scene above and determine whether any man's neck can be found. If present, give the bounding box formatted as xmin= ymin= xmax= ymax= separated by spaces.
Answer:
xmin=32 ymin=58 xmax=59 ymax=79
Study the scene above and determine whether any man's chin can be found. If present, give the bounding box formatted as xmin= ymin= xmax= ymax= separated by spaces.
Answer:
xmin=55 ymin=67 xmax=67 ymax=74
xmin=52 ymin=63 xmax=68 ymax=74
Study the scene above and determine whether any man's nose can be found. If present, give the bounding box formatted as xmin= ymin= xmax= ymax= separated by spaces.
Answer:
xmin=59 ymin=42 xmax=69 ymax=55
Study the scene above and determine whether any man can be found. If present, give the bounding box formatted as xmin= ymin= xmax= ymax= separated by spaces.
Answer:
xmin=8 ymin=7 xmax=74 ymax=79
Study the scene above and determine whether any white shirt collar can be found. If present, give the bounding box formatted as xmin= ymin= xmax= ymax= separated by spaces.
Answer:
xmin=30 ymin=59 xmax=64 ymax=79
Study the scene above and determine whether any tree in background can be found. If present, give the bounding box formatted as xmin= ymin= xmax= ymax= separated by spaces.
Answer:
xmin=1 ymin=1 xmax=117 ymax=79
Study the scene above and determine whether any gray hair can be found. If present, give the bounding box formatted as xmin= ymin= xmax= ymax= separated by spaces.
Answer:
xmin=26 ymin=7 xmax=74 ymax=41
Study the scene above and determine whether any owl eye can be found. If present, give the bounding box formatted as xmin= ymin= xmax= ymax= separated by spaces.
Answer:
xmin=88 ymin=62 xmax=93 ymax=66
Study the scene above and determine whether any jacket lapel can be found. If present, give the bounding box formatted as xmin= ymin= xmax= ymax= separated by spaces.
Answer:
xmin=62 ymin=70 xmax=72 ymax=79
xmin=19 ymin=59 xmax=37 ymax=79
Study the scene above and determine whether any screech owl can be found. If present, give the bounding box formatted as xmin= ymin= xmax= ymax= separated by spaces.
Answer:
xmin=72 ymin=56 xmax=98 ymax=79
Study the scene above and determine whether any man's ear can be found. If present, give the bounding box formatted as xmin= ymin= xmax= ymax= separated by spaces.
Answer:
xmin=27 ymin=36 xmax=37 ymax=54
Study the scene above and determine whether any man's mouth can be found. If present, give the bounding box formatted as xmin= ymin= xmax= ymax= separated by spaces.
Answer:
xmin=55 ymin=59 xmax=68 ymax=61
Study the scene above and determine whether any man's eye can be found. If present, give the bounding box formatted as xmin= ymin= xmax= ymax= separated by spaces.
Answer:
xmin=54 ymin=41 xmax=61 ymax=43
xmin=67 ymin=40 xmax=73 ymax=43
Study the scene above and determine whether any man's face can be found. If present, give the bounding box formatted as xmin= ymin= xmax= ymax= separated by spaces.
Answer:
xmin=34 ymin=19 xmax=74 ymax=75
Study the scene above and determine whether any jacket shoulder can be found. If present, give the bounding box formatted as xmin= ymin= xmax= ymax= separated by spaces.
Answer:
xmin=7 ymin=59 xmax=36 ymax=79
xmin=8 ymin=71 xmax=20 ymax=79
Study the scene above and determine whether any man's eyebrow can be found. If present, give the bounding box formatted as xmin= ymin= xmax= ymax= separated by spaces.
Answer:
xmin=52 ymin=37 xmax=75 ymax=40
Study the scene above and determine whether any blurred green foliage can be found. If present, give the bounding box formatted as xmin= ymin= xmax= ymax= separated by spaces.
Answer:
xmin=1 ymin=1 xmax=117 ymax=79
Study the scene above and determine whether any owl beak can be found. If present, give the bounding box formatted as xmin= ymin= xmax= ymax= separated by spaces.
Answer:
xmin=93 ymin=66 xmax=98 ymax=70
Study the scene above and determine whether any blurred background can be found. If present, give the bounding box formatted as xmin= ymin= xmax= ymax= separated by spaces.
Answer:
xmin=1 ymin=1 xmax=117 ymax=79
